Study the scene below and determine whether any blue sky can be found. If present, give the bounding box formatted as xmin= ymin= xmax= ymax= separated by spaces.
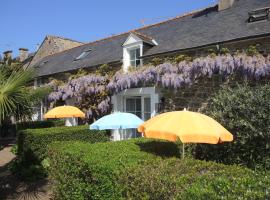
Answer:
xmin=0 ymin=0 xmax=217 ymax=57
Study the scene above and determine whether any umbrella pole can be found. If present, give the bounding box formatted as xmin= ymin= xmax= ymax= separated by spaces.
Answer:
xmin=182 ymin=143 xmax=185 ymax=159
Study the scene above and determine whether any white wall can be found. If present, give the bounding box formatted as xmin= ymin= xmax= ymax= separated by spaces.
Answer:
xmin=111 ymin=87 xmax=160 ymax=141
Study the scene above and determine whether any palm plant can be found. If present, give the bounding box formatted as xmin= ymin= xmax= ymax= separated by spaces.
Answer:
xmin=0 ymin=67 xmax=34 ymax=124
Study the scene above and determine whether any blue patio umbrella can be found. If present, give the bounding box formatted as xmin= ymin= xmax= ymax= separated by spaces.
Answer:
xmin=90 ymin=112 xmax=144 ymax=130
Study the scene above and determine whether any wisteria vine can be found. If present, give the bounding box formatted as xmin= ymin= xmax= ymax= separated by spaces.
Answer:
xmin=108 ymin=53 xmax=270 ymax=92
xmin=48 ymin=74 xmax=110 ymax=120
xmin=48 ymin=53 xmax=270 ymax=120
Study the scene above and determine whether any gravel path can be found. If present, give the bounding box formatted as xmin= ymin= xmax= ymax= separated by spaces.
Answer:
xmin=0 ymin=143 xmax=53 ymax=200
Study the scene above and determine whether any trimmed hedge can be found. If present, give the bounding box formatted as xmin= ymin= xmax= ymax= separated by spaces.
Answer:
xmin=18 ymin=125 xmax=109 ymax=165
xmin=48 ymin=138 xmax=180 ymax=200
xmin=120 ymin=158 xmax=270 ymax=200
xmin=16 ymin=120 xmax=65 ymax=131
xmin=48 ymin=138 xmax=270 ymax=199
xmin=0 ymin=120 xmax=64 ymax=137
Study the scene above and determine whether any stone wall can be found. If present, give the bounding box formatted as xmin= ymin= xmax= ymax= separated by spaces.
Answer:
xmin=29 ymin=35 xmax=83 ymax=67
xmin=162 ymin=75 xmax=267 ymax=113
xmin=144 ymin=36 xmax=270 ymax=65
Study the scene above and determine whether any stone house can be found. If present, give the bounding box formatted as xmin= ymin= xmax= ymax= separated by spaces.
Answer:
xmin=16 ymin=0 xmax=270 ymax=140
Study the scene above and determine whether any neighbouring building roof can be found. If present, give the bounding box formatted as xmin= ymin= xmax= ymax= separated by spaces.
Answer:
xmin=29 ymin=35 xmax=84 ymax=68
xmin=35 ymin=0 xmax=270 ymax=77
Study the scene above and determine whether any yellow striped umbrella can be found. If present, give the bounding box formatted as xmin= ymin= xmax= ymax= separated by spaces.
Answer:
xmin=44 ymin=105 xmax=85 ymax=119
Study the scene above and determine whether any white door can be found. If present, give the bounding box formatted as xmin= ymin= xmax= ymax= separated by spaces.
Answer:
xmin=125 ymin=96 xmax=142 ymax=138
xmin=122 ymin=96 xmax=151 ymax=139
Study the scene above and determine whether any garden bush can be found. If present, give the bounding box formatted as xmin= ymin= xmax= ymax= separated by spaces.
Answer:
xmin=119 ymin=158 xmax=270 ymax=200
xmin=197 ymin=83 xmax=270 ymax=169
xmin=17 ymin=125 xmax=109 ymax=165
xmin=48 ymin=138 xmax=269 ymax=199
xmin=48 ymin=138 xmax=180 ymax=200
xmin=0 ymin=120 xmax=64 ymax=137
xmin=16 ymin=119 xmax=65 ymax=131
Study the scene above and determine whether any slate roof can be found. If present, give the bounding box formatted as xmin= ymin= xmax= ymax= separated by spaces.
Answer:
xmin=130 ymin=31 xmax=156 ymax=46
xmin=35 ymin=0 xmax=270 ymax=77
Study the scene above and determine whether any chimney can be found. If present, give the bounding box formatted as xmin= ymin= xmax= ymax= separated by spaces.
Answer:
xmin=19 ymin=48 xmax=29 ymax=62
xmin=218 ymin=0 xmax=235 ymax=11
xmin=3 ymin=50 xmax=12 ymax=59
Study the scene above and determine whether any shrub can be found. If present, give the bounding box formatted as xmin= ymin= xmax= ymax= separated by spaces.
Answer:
xmin=16 ymin=119 xmax=65 ymax=131
xmin=48 ymin=138 xmax=180 ymax=200
xmin=17 ymin=125 xmax=109 ymax=165
xmin=197 ymin=83 xmax=270 ymax=169
xmin=0 ymin=120 xmax=64 ymax=137
xmin=9 ymin=161 xmax=47 ymax=181
xmin=119 ymin=158 xmax=270 ymax=200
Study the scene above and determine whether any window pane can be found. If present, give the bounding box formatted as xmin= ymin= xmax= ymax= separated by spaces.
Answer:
xmin=126 ymin=99 xmax=135 ymax=112
xmin=136 ymin=98 xmax=141 ymax=112
xmin=130 ymin=60 xmax=136 ymax=67
xmin=136 ymin=48 xmax=140 ymax=59
xmin=144 ymin=113 xmax=151 ymax=120
xmin=144 ymin=98 xmax=151 ymax=112
xmin=135 ymin=111 xmax=142 ymax=118
xmin=129 ymin=49 xmax=136 ymax=60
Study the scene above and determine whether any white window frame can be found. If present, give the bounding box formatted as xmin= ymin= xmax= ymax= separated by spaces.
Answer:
xmin=128 ymin=47 xmax=141 ymax=68
xmin=124 ymin=95 xmax=151 ymax=121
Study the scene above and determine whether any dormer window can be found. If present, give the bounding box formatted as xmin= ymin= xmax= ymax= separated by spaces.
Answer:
xmin=74 ymin=49 xmax=91 ymax=61
xmin=129 ymin=48 xmax=141 ymax=67
xmin=122 ymin=32 xmax=157 ymax=72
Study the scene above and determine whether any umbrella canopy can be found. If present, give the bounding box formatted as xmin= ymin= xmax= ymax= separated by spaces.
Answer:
xmin=90 ymin=112 xmax=144 ymax=130
xmin=44 ymin=105 xmax=85 ymax=119
xmin=138 ymin=110 xmax=233 ymax=144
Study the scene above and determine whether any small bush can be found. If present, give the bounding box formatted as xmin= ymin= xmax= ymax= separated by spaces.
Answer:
xmin=9 ymin=160 xmax=47 ymax=181
xmin=119 ymin=158 xmax=270 ymax=200
xmin=17 ymin=125 xmax=109 ymax=165
xmin=198 ymin=83 xmax=270 ymax=169
xmin=10 ymin=144 xmax=18 ymax=155
xmin=48 ymin=138 xmax=180 ymax=200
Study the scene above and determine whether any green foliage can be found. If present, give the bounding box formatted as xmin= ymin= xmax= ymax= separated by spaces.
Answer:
xmin=17 ymin=125 xmax=109 ymax=165
xmin=0 ymin=68 xmax=34 ymax=123
xmin=0 ymin=120 xmax=64 ymax=138
xmin=220 ymin=47 xmax=230 ymax=55
xmin=48 ymin=138 xmax=180 ymax=199
xmin=96 ymin=64 xmax=115 ymax=77
xmin=16 ymin=119 xmax=64 ymax=131
xmin=120 ymin=158 xmax=270 ymax=200
xmin=27 ymin=86 xmax=52 ymax=106
xmin=198 ymin=83 xmax=270 ymax=169
xmin=9 ymin=160 xmax=47 ymax=181
xmin=69 ymin=69 xmax=88 ymax=80
xmin=150 ymin=54 xmax=193 ymax=66
xmin=150 ymin=57 xmax=164 ymax=66
xmin=208 ymin=49 xmax=217 ymax=57
xmin=173 ymin=54 xmax=193 ymax=63
xmin=11 ymin=144 xmax=18 ymax=155
xmin=246 ymin=45 xmax=259 ymax=56
xmin=48 ymin=138 xmax=269 ymax=199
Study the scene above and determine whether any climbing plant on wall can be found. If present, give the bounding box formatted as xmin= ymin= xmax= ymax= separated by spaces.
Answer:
xmin=48 ymin=52 xmax=270 ymax=121
xmin=48 ymin=74 xmax=110 ymax=121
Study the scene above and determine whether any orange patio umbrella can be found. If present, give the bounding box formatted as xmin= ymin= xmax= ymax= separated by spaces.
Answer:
xmin=138 ymin=109 xmax=233 ymax=158
xmin=44 ymin=105 xmax=85 ymax=119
